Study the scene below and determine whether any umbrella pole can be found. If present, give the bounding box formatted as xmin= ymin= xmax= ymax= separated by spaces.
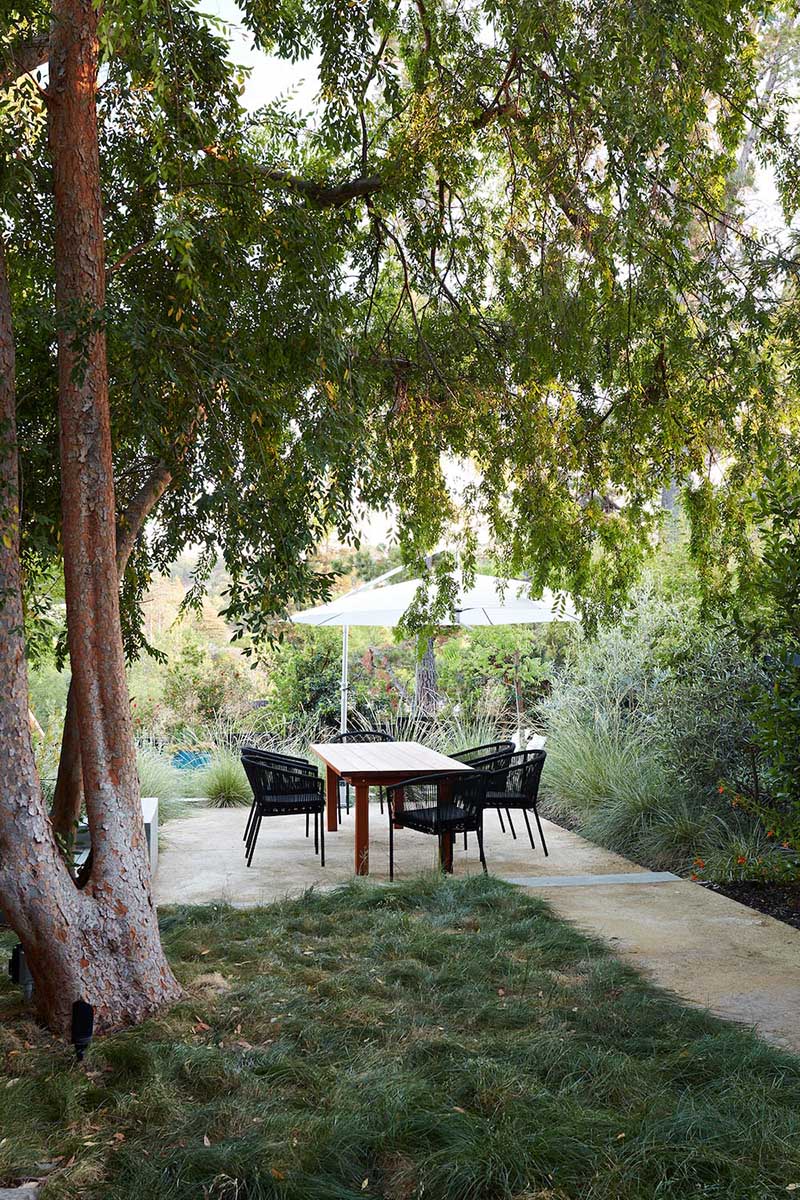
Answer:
xmin=340 ymin=624 xmax=349 ymax=733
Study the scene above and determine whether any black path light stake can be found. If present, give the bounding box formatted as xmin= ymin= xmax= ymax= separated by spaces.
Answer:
xmin=71 ymin=999 xmax=94 ymax=1062
xmin=8 ymin=942 xmax=34 ymax=1001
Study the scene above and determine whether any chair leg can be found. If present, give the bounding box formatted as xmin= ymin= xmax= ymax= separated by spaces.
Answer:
xmin=497 ymin=807 xmax=506 ymax=834
xmin=345 ymin=783 xmax=350 ymax=815
xmin=533 ymin=805 xmax=548 ymax=856
xmin=244 ymin=799 xmax=257 ymax=844
xmin=306 ymin=811 xmax=310 ymax=839
xmin=245 ymin=806 xmax=260 ymax=860
xmin=314 ymin=811 xmax=319 ymax=855
xmin=379 ymin=787 xmax=384 ymax=815
xmin=389 ymin=808 xmax=394 ymax=881
xmin=464 ymin=831 xmax=468 ymax=850
xmin=338 ymin=783 xmax=342 ymax=823
xmin=522 ymin=808 xmax=535 ymax=849
xmin=505 ymin=809 xmax=517 ymax=839
xmin=320 ymin=810 xmax=325 ymax=866
xmin=246 ymin=813 xmax=263 ymax=867
xmin=476 ymin=820 xmax=488 ymax=875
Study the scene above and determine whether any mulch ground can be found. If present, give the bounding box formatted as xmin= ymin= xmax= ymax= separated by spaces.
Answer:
xmin=700 ymin=881 xmax=800 ymax=932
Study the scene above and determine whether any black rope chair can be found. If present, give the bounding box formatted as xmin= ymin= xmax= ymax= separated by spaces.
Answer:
xmin=329 ymin=728 xmax=395 ymax=815
xmin=451 ymin=740 xmax=515 ymax=766
xmin=451 ymin=741 xmax=515 ymax=842
xmin=240 ymin=746 xmax=318 ymax=846
xmin=479 ymin=749 xmax=548 ymax=855
xmin=384 ymin=769 xmax=490 ymax=880
xmin=241 ymin=751 xmax=325 ymax=868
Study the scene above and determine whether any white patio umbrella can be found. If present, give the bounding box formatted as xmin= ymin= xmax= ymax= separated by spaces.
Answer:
xmin=291 ymin=574 xmax=578 ymax=733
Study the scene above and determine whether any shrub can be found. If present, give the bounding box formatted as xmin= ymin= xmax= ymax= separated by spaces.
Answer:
xmin=540 ymin=585 xmax=774 ymax=878
xmin=690 ymin=822 xmax=800 ymax=883
xmin=197 ymin=710 xmax=324 ymax=763
xmin=199 ymin=752 xmax=252 ymax=808
xmin=261 ymin=628 xmax=347 ymax=727
xmin=161 ymin=634 xmax=259 ymax=738
xmin=351 ymin=699 xmax=512 ymax=758
xmin=743 ymin=656 xmax=800 ymax=849
xmin=714 ymin=447 xmax=800 ymax=848
xmin=436 ymin=625 xmax=563 ymax=723
xmin=441 ymin=708 xmax=516 ymax=756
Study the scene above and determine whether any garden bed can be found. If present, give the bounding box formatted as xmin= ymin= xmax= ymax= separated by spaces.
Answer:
xmin=700 ymin=881 xmax=800 ymax=932
xmin=0 ymin=875 xmax=799 ymax=1199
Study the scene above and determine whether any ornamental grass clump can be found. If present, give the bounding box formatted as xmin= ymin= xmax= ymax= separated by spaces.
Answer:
xmin=199 ymin=751 xmax=252 ymax=808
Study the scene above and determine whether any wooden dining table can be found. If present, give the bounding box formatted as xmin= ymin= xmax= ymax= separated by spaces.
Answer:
xmin=310 ymin=740 xmax=470 ymax=875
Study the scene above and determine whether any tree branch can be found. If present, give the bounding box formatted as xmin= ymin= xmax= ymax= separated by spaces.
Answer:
xmin=204 ymin=147 xmax=385 ymax=208
xmin=0 ymin=33 xmax=49 ymax=89
xmin=261 ymin=167 xmax=383 ymax=207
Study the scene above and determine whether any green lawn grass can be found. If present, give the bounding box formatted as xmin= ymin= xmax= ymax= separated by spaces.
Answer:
xmin=1 ymin=874 xmax=799 ymax=1199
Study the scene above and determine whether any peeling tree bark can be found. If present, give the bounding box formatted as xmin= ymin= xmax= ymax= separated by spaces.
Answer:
xmin=50 ymin=460 xmax=177 ymax=841
xmin=0 ymin=238 xmax=91 ymax=1028
xmin=0 ymin=0 xmax=181 ymax=1035
xmin=51 ymin=413 xmax=203 ymax=842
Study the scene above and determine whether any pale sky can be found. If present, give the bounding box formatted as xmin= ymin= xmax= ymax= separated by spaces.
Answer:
xmin=201 ymin=0 xmax=319 ymax=111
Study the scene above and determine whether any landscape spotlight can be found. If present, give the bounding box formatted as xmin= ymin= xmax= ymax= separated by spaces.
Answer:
xmin=71 ymin=999 xmax=94 ymax=1062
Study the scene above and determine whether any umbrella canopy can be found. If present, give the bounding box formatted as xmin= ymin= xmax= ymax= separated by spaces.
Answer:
xmin=291 ymin=574 xmax=578 ymax=732
xmin=291 ymin=575 xmax=577 ymax=628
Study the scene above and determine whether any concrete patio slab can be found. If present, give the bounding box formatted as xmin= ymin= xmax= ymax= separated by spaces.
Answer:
xmin=155 ymin=803 xmax=644 ymax=906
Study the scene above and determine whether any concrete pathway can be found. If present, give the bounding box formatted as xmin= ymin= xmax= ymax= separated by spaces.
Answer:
xmin=156 ymin=802 xmax=800 ymax=1052
xmin=535 ymin=876 xmax=800 ymax=1053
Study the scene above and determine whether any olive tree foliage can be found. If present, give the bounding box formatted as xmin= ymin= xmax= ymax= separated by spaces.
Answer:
xmin=4 ymin=0 xmax=798 ymax=652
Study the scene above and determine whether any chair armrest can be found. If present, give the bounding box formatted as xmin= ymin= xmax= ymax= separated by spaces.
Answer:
xmin=279 ymin=772 xmax=324 ymax=797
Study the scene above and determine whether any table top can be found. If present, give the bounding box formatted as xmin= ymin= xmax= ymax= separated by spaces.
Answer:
xmin=311 ymin=740 xmax=470 ymax=781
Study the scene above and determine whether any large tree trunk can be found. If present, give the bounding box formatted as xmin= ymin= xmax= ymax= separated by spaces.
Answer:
xmin=50 ymin=459 xmax=177 ymax=841
xmin=0 ymin=238 xmax=89 ymax=1028
xmin=2 ymin=235 xmax=180 ymax=1034
xmin=0 ymin=0 xmax=181 ymax=1035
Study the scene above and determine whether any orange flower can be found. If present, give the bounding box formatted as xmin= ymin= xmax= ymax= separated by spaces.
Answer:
xmin=767 ymin=830 xmax=775 ymax=838
xmin=717 ymin=785 xmax=725 ymax=794
xmin=690 ymin=873 xmax=698 ymax=881
xmin=737 ymin=856 xmax=747 ymax=865
xmin=693 ymin=858 xmax=706 ymax=868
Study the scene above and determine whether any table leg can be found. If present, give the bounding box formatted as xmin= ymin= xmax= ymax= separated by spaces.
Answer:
xmin=439 ymin=776 xmax=454 ymax=873
xmin=354 ymin=782 xmax=369 ymax=875
xmin=326 ymin=767 xmax=339 ymax=832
